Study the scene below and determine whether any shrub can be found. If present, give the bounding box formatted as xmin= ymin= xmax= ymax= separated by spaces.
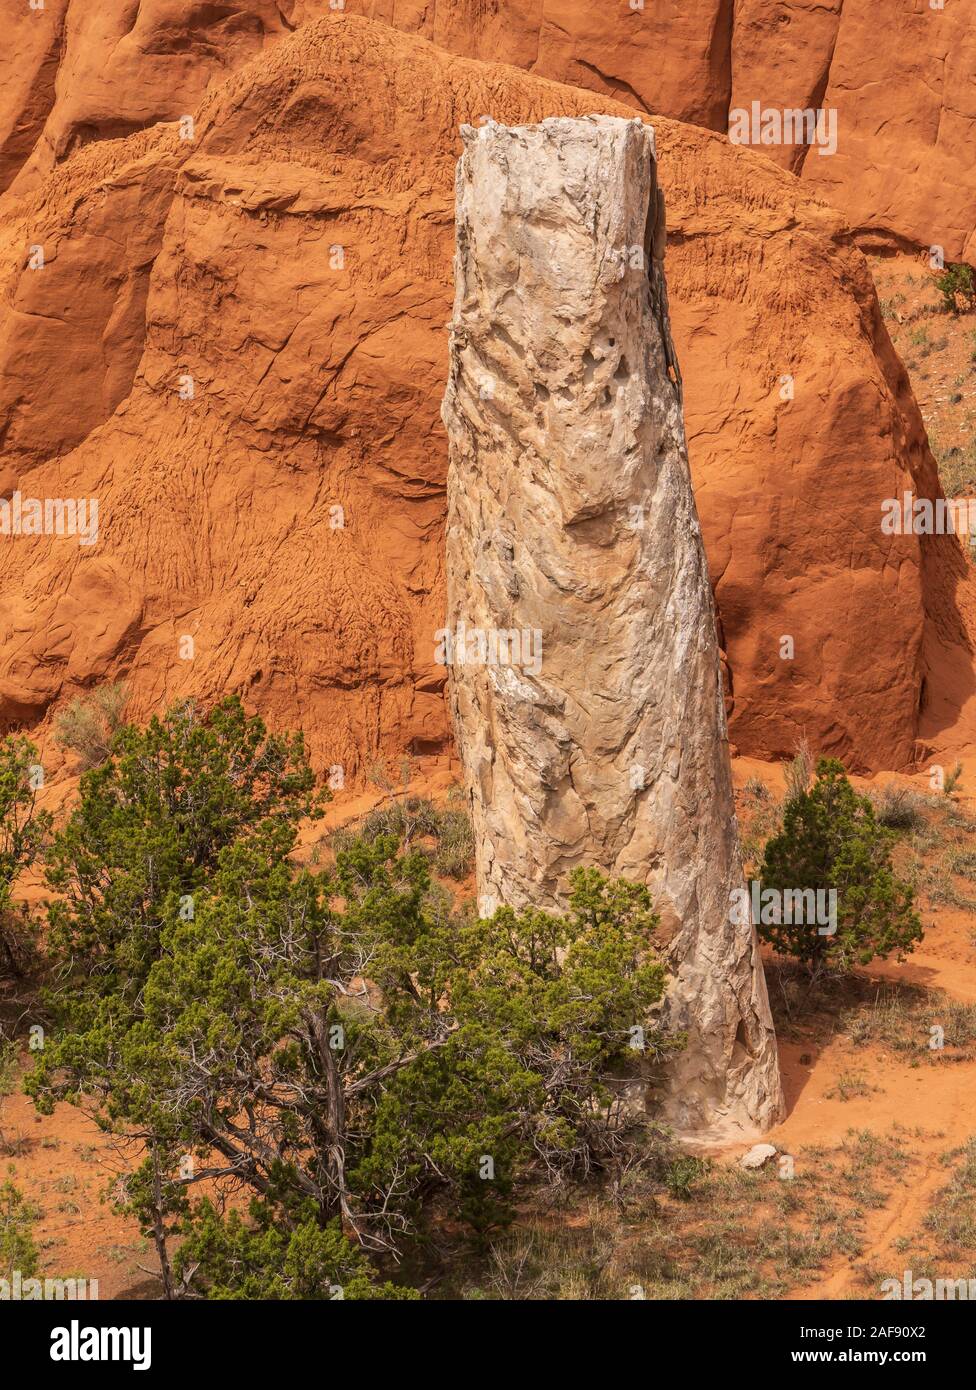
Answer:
xmin=0 ymin=1170 xmax=39 ymax=1285
xmin=743 ymin=777 xmax=771 ymax=803
xmin=172 ymin=1202 xmax=416 ymax=1301
xmin=842 ymin=986 xmax=976 ymax=1060
xmin=0 ymin=1033 xmax=20 ymax=1156
xmin=915 ymin=851 xmax=976 ymax=911
xmin=333 ymin=795 xmax=442 ymax=850
xmin=756 ymin=758 xmax=923 ymax=977
xmin=54 ymin=682 xmax=129 ymax=770
xmin=950 ymin=848 xmax=976 ymax=880
xmin=934 ymin=263 xmax=976 ymax=315
xmin=331 ymin=794 xmax=475 ymax=879
xmin=943 ymin=761 xmax=964 ymax=797
xmin=0 ymin=737 xmax=52 ymax=979
xmin=825 ymin=1070 xmax=877 ymax=1102
xmin=30 ymin=789 xmax=667 ymax=1293
xmin=867 ymin=783 xmax=928 ymax=831
xmin=664 ymin=1155 xmax=708 ymax=1201
xmin=431 ymin=806 xmax=475 ymax=879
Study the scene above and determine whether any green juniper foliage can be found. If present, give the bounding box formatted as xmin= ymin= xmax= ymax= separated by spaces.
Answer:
xmin=757 ymin=758 xmax=922 ymax=976
xmin=172 ymin=1201 xmax=416 ymax=1301
xmin=41 ymin=694 xmax=321 ymax=1017
xmin=934 ymin=263 xmax=976 ymax=315
xmin=0 ymin=1171 xmax=40 ymax=1284
xmin=0 ymin=735 xmax=52 ymax=978
xmin=28 ymin=695 xmax=323 ymax=1295
xmin=29 ymin=709 xmax=667 ymax=1296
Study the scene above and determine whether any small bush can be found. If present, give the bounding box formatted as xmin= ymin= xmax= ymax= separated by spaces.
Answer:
xmin=739 ymin=790 xmax=783 ymax=876
xmin=843 ymin=986 xmax=976 ymax=1060
xmin=0 ymin=1033 xmax=19 ymax=1154
xmin=756 ymin=758 xmax=923 ymax=977
xmin=784 ymin=738 xmax=814 ymax=805
xmin=914 ymin=851 xmax=976 ymax=911
xmin=0 ymin=1170 xmax=39 ymax=1284
xmin=331 ymin=794 xmax=474 ymax=878
xmin=943 ymin=761 xmax=963 ymax=797
xmin=482 ymin=1221 xmax=619 ymax=1301
xmin=867 ymin=783 xmax=929 ymax=831
xmin=664 ymin=1155 xmax=708 ymax=1201
xmin=949 ymin=848 xmax=976 ymax=880
xmin=825 ymin=1070 xmax=877 ymax=1102
xmin=0 ymin=736 xmax=51 ymax=979
xmin=879 ymin=295 xmax=905 ymax=322
xmin=743 ymin=777 xmax=771 ymax=803
xmin=432 ymin=807 xmax=475 ymax=879
xmin=54 ymin=682 xmax=129 ymax=769
xmin=933 ymin=439 xmax=976 ymax=499
xmin=934 ymin=263 xmax=976 ymax=315
xmin=339 ymin=795 xmax=442 ymax=848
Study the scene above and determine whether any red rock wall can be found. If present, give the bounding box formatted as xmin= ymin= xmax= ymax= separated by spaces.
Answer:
xmin=355 ymin=0 xmax=976 ymax=262
xmin=0 ymin=13 xmax=970 ymax=779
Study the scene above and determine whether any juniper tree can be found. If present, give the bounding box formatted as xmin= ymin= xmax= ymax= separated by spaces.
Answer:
xmin=31 ymin=790 xmax=667 ymax=1294
xmin=29 ymin=695 xmax=322 ymax=1294
xmin=757 ymin=757 xmax=922 ymax=978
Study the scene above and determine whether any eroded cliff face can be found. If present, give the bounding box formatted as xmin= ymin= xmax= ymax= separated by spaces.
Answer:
xmin=0 ymin=15 xmax=970 ymax=777
xmin=356 ymin=0 xmax=976 ymax=263
xmin=442 ymin=115 xmax=783 ymax=1138
xmin=10 ymin=1 xmax=976 ymax=261
xmin=0 ymin=0 xmax=332 ymax=196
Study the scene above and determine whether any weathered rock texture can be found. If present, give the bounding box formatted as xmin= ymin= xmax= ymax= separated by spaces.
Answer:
xmin=12 ymin=0 xmax=976 ymax=259
xmin=357 ymin=0 xmax=976 ymax=262
xmin=443 ymin=116 xmax=783 ymax=1137
xmin=0 ymin=15 xmax=973 ymax=779
xmin=0 ymin=0 xmax=331 ymax=197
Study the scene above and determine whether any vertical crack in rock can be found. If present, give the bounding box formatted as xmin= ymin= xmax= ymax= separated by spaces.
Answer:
xmin=442 ymin=115 xmax=784 ymax=1139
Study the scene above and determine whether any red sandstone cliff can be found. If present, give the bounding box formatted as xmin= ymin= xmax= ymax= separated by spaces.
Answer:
xmin=355 ymin=0 xmax=976 ymax=263
xmin=0 ymin=10 xmax=971 ymax=778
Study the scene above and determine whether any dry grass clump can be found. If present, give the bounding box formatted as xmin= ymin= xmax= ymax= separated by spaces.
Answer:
xmin=842 ymin=985 xmax=976 ymax=1062
xmin=54 ymin=683 xmax=128 ymax=770
xmin=329 ymin=791 xmax=475 ymax=880
xmin=866 ymin=783 xmax=931 ymax=831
